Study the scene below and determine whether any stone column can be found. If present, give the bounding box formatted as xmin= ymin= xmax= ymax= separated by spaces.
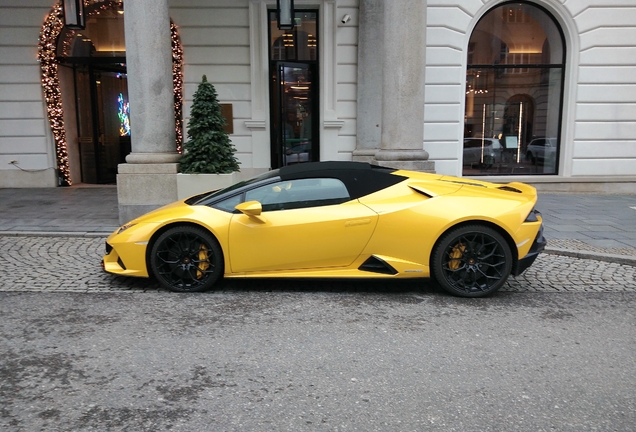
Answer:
xmin=352 ymin=0 xmax=383 ymax=163
xmin=118 ymin=0 xmax=180 ymax=223
xmin=373 ymin=0 xmax=434 ymax=172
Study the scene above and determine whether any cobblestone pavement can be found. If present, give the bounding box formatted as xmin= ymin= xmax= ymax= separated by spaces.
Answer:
xmin=1 ymin=235 xmax=634 ymax=293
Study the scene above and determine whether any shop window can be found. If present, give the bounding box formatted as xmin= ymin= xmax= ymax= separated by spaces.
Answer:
xmin=463 ymin=2 xmax=565 ymax=175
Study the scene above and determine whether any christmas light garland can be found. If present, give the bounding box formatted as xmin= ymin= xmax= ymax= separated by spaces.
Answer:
xmin=37 ymin=0 xmax=184 ymax=185
xmin=171 ymin=22 xmax=184 ymax=152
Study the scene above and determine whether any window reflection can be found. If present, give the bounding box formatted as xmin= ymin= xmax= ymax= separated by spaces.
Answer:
xmin=270 ymin=11 xmax=318 ymax=61
xmin=463 ymin=2 xmax=564 ymax=176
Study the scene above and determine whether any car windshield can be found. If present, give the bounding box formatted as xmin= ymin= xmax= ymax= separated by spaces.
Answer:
xmin=185 ymin=169 xmax=281 ymax=205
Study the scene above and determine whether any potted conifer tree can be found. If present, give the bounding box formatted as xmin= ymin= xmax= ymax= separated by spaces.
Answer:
xmin=177 ymin=75 xmax=240 ymax=199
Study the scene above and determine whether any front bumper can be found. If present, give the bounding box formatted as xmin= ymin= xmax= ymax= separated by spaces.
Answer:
xmin=512 ymin=223 xmax=546 ymax=276
xmin=102 ymin=225 xmax=155 ymax=278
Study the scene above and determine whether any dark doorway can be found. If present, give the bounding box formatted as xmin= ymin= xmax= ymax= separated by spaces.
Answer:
xmin=55 ymin=3 xmax=131 ymax=184
xmin=268 ymin=10 xmax=319 ymax=169
xmin=74 ymin=63 xmax=130 ymax=184
xmin=271 ymin=62 xmax=318 ymax=168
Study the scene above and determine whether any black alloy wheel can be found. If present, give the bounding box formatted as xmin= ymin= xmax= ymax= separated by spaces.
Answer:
xmin=150 ymin=226 xmax=223 ymax=292
xmin=432 ymin=225 xmax=512 ymax=297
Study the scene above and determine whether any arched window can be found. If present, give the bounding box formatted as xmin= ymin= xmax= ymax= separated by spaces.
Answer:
xmin=463 ymin=2 xmax=565 ymax=175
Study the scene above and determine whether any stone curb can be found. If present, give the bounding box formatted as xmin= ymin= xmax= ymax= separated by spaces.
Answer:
xmin=0 ymin=231 xmax=112 ymax=238
xmin=544 ymin=246 xmax=636 ymax=267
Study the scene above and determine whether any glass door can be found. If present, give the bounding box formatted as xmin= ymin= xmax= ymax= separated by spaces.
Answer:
xmin=272 ymin=62 xmax=317 ymax=167
xmin=268 ymin=10 xmax=319 ymax=168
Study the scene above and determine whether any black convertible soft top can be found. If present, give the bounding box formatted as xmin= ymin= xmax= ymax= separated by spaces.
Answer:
xmin=279 ymin=161 xmax=406 ymax=200
xmin=188 ymin=161 xmax=408 ymax=206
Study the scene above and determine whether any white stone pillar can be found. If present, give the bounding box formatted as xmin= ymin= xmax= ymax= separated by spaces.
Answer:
xmin=352 ymin=0 xmax=383 ymax=163
xmin=374 ymin=0 xmax=434 ymax=172
xmin=123 ymin=0 xmax=178 ymax=160
xmin=118 ymin=0 xmax=180 ymax=223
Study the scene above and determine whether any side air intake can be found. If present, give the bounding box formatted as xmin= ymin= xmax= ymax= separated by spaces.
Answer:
xmin=359 ymin=256 xmax=398 ymax=275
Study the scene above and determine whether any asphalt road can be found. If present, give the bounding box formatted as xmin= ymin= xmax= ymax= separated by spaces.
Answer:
xmin=1 ymin=235 xmax=635 ymax=430
xmin=2 ymin=289 xmax=635 ymax=431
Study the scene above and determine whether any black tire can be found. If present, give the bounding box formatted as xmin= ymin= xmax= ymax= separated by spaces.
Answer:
xmin=526 ymin=152 xmax=536 ymax=165
xmin=150 ymin=226 xmax=223 ymax=292
xmin=432 ymin=225 xmax=512 ymax=297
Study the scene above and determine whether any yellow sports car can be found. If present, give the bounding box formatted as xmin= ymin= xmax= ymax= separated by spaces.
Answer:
xmin=103 ymin=161 xmax=545 ymax=297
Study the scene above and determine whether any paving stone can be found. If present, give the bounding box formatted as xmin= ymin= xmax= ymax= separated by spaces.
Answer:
xmin=0 ymin=235 xmax=634 ymax=294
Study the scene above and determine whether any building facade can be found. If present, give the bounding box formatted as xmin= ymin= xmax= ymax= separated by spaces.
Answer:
xmin=1 ymin=0 xmax=635 ymax=193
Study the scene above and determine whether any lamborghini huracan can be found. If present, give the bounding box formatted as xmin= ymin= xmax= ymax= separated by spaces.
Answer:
xmin=103 ymin=161 xmax=545 ymax=297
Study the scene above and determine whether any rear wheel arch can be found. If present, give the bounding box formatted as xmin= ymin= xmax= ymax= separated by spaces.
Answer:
xmin=430 ymin=220 xmax=518 ymax=270
xmin=430 ymin=221 xmax=517 ymax=297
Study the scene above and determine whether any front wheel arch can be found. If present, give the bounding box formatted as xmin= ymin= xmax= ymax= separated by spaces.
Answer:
xmin=145 ymin=222 xmax=224 ymax=279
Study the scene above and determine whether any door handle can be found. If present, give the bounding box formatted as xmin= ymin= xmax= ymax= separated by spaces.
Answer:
xmin=344 ymin=218 xmax=371 ymax=227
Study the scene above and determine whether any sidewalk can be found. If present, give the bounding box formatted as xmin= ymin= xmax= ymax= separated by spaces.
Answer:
xmin=0 ymin=186 xmax=119 ymax=236
xmin=1 ymin=184 xmax=635 ymax=264
xmin=537 ymin=193 xmax=636 ymax=266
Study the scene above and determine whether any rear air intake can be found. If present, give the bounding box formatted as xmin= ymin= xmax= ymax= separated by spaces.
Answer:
xmin=498 ymin=186 xmax=522 ymax=193
xmin=359 ymin=256 xmax=398 ymax=275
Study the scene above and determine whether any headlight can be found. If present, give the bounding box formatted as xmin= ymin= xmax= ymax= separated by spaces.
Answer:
xmin=117 ymin=222 xmax=137 ymax=233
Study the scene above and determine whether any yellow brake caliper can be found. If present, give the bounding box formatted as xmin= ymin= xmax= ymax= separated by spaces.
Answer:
xmin=196 ymin=244 xmax=210 ymax=279
xmin=448 ymin=243 xmax=466 ymax=270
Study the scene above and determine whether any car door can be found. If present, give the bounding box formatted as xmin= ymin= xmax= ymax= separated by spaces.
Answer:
xmin=227 ymin=178 xmax=378 ymax=273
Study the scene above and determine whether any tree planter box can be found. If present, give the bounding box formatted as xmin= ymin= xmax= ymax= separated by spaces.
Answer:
xmin=176 ymin=172 xmax=237 ymax=200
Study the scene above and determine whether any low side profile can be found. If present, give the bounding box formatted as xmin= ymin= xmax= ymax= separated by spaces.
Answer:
xmin=103 ymin=161 xmax=545 ymax=297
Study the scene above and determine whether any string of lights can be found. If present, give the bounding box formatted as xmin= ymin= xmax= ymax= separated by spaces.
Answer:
xmin=171 ymin=22 xmax=184 ymax=152
xmin=37 ymin=0 xmax=184 ymax=185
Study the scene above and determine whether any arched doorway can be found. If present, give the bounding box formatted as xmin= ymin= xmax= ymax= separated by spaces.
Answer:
xmin=38 ymin=0 xmax=184 ymax=185
xmin=463 ymin=1 xmax=565 ymax=175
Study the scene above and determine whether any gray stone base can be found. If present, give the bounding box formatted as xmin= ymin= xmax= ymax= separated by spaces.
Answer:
xmin=0 ymin=167 xmax=58 ymax=188
xmin=474 ymin=175 xmax=636 ymax=194
xmin=117 ymin=162 xmax=179 ymax=224
xmin=529 ymin=181 xmax=636 ymax=194
xmin=372 ymin=148 xmax=436 ymax=172
xmin=373 ymin=159 xmax=436 ymax=172
xmin=352 ymin=149 xmax=377 ymax=164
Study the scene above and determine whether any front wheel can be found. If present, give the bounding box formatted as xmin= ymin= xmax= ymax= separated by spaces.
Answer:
xmin=150 ymin=226 xmax=223 ymax=292
xmin=432 ymin=225 xmax=512 ymax=297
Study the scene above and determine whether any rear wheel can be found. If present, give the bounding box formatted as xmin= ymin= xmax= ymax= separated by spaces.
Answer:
xmin=432 ymin=225 xmax=512 ymax=297
xmin=150 ymin=226 xmax=223 ymax=292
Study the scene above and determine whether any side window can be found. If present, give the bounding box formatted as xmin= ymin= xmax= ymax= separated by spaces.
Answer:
xmin=245 ymin=178 xmax=350 ymax=212
xmin=214 ymin=194 xmax=243 ymax=212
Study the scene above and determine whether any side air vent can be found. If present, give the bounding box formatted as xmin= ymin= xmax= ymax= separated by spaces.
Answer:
xmin=359 ymin=256 xmax=398 ymax=275
xmin=117 ymin=257 xmax=127 ymax=270
xmin=409 ymin=185 xmax=433 ymax=198
xmin=498 ymin=186 xmax=522 ymax=193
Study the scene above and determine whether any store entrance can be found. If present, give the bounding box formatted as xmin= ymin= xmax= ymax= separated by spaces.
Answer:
xmin=271 ymin=62 xmax=318 ymax=167
xmin=268 ymin=10 xmax=319 ymax=169
xmin=74 ymin=63 xmax=130 ymax=184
